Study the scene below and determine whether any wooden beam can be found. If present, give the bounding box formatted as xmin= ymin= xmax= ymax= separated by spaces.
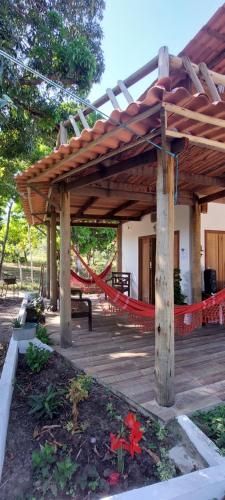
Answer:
xmin=191 ymin=201 xmax=202 ymax=303
xmin=198 ymin=189 xmax=225 ymax=204
xmin=46 ymin=222 xmax=50 ymax=299
xmin=75 ymin=197 xmax=98 ymax=218
xmin=73 ymin=185 xmax=193 ymax=204
xmin=163 ymin=102 xmax=225 ymax=129
xmin=29 ymin=105 xmax=162 ymax=184
xmin=67 ymin=149 xmax=158 ymax=191
xmin=106 ymin=200 xmax=136 ymax=217
xmin=29 ymin=184 xmax=60 ymax=210
xmin=71 ymin=214 xmax=141 ymax=222
xmin=179 ymin=172 xmax=225 ymax=188
xmin=158 ymin=46 xmax=169 ymax=79
xmin=62 ymin=55 xmax=159 ymax=128
xmin=166 ymin=129 xmax=225 ymax=153
xmin=170 ymin=54 xmax=225 ymax=87
xmin=182 ymin=56 xmax=205 ymax=94
xmin=155 ymin=149 xmax=175 ymax=407
xmin=199 ymin=62 xmax=221 ymax=102
xmin=117 ymin=224 xmax=122 ymax=272
xmin=60 ymin=185 xmax=72 ymax=347
xmin=70 ymin=222 xmax=119 ymax=228
xmin=50 ymin=210 xmax=58 ymax=311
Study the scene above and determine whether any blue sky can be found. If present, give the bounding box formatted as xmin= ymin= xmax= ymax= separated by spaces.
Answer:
xmin=89 ymin=0 xmax=224 ymax=113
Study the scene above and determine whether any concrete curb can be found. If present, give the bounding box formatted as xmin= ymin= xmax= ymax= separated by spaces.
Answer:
xmin=105 ymin=461 xmax=225 ymax=500
xmin=177 ymin=414 xmax=224 ymax=466
xmin=0 ymin=337 xmax=18 ymax=481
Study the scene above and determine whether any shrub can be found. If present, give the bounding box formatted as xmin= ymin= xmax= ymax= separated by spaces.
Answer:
xmin=29 ymin=384 xmax=65 ymax=419
xmin=25 ymin=343 xmax=51 ymax=373
xmin=67 ymin=374 xmax=92 ymax=430
xmin=36 ymin=324 xmax=52 ymax=345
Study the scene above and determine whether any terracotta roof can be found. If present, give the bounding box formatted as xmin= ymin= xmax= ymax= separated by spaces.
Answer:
xmin=16 ymin=75 xmax=225 ymax=224
xmin=180 ymin=4 xmax=225 ymax=73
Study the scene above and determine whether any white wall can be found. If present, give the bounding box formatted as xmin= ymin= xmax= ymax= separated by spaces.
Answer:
xmin=122 ymin=203 xmax=225 ymax=303
xmin=122 ymin=205 xmax=192 ymax=302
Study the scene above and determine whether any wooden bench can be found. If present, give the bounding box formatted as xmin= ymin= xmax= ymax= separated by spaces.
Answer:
xmin=71 ymin=297 xmax=92 ymax=331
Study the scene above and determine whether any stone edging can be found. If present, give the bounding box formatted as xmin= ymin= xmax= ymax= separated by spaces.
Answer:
xmin=0 ymin=337 xmax=18 ymax=481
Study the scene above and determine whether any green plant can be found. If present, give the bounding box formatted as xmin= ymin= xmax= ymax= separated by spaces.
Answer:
xmin=174 ymin=268 xmax=186 ymax=305
xmin=36 ymin=324 xmax=52 ymax=345
xmin=32 ymin=443 xmax=57 ymax=478
xmin=156 ymin=448 xmax=176 ymax=481
xmin=32 ymin=442 xmax=78 ymax=496
xmin=29 ymin=384 xmax=65 ymax=419
xmin=67 ymin=374 xmax=92 ymax=430
xmin=25 ymin=343 xmax=51 ymax=373
xmin=192 ymin=405 xmax=225 ymax=454
xmin=106 ymin=402 xmax=117 ymax=419
xmin=53 ymin=457 xmax=78 ymax=491
xmin=153 ymin=422 xmax=168 ymax=441
xmin=11 ymin=318 xmax=21 ymax=328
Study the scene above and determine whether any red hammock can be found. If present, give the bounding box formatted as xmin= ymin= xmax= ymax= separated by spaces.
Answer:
xmin=71 ymin=261 xmax=112 ymax=287
xmin=72 ymin=247 xmax=225 ymax=336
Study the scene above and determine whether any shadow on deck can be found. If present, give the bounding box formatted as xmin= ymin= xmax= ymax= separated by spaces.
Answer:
xmin=46 ymin=298 xmax=225 ymax=422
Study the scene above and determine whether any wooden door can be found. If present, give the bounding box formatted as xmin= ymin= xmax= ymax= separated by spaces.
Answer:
xmin=205 ymin=230 xmax=225 ymax=290
xmin=139 ymin=232 xmax=179 ymax=303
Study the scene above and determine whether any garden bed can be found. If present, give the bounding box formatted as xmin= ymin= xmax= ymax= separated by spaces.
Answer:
xmin=192 ymin=405 xmax=225 ymax=456
xmin=1 ymin=350 xmax=179 ymax=499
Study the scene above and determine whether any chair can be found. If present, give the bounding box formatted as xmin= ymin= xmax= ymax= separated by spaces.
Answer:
xmin=111 ymin=272 xmax=131 ymax=296
xmin=71 ymin=296 xmax=92 ymax=331
xmin=2 ymin=274 xmax=17 ymax=297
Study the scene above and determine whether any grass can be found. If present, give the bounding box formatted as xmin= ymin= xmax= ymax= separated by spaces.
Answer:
xmin=192 ymin=404 xmax=225 ymax=455
xmin=2 ymin=262 xmax=42 ymax=291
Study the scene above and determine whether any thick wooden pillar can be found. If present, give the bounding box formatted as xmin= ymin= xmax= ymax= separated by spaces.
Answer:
xmin=50 ymin=210 xmax=57 ymax=311
xmin=191 ymin=202 xmax=202 ymax=303
xmin=155 ymin=150 xmax=175 ymax=407
xmin=46 ymin=222 xmax=50 ymax=299
xmin=60 ymin=185 xmax=72 ymax=347
xmin=117 ymin=224 xmax=122 ymax=272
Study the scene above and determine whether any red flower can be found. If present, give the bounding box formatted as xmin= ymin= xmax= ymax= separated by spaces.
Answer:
xmin=107 ymin=472 xmax=120 ymax=485
xmin=124 ymin=413 xmax=143 ymax=442
xmin=110 ymin=433 xmax=128 ymax=452
xmin=128 ymin=439 xmax=142 ymax=458
xmin=124 ymin=412 xmax=136 ymax=430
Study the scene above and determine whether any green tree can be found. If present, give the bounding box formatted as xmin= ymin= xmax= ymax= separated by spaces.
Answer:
xmin=0 ymin=0 xmax=105 ymax=271
xmin=71 ymin=227 xmax=116 ymax=271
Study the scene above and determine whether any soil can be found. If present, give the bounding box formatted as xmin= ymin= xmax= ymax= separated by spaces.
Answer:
xmin=1 ymin=351 xmax=178 ymax=499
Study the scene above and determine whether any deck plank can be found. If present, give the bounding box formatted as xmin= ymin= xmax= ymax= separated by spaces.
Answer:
xmin=47 ymin=299 xmax=225 ymax=422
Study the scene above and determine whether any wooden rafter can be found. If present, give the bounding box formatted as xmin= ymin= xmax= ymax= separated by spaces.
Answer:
xmin=198 ymin=189 xmax=225 ymax=204
xmin=52 ymin=130 xmax=160 ymax=184
xmin=75 ymin=196 xmax=98 ymax=218
xmin=106 ymin=200 xmax=136 ymax=217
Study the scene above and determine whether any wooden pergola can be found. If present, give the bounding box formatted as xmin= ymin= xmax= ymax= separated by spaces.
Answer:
xmin=16 ymin=46 xmax=225 ymax=407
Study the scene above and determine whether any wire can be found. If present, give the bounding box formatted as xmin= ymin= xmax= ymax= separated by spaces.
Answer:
xmin=0 ymin=48 xmax=110 ymax=119
xmin=0 ymin=47 xmax=177 ymax=157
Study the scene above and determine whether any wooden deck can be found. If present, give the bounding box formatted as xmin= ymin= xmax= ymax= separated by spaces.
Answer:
xmin=47 ymin=299 xmax=225 ymax=422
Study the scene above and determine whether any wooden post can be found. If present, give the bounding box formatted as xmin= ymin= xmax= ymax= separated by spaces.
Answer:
xmin=155 ymin=149 xmax=175 ymax=407
xmin=50 ymin=210 xmax=57 ymax=311
xmin=191 ymin=201 xmax=202 ymax=303
xmin=60 ymin=185 xmax=72 ymax=347
xmin=46 ymin=222 xmax=50 ymax=298
xmin=117 ymin=224 xmax=122 ymax=272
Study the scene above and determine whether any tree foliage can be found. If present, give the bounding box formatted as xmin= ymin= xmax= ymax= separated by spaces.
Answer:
xmin=71 ymin=227 xmax=116 ymax=267
xmin=0 ymin=1 xmax=106 ymax=270
xmin=0 ymin=0 xmax=105 ymax=207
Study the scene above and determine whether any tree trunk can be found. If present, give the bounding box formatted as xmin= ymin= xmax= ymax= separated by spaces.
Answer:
xmin=0 ymin=201 xmax=13 ymax=278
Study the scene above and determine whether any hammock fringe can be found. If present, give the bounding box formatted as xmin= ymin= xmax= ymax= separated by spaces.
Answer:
xmin=71 ymin=247 xmax=225 ymax=336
